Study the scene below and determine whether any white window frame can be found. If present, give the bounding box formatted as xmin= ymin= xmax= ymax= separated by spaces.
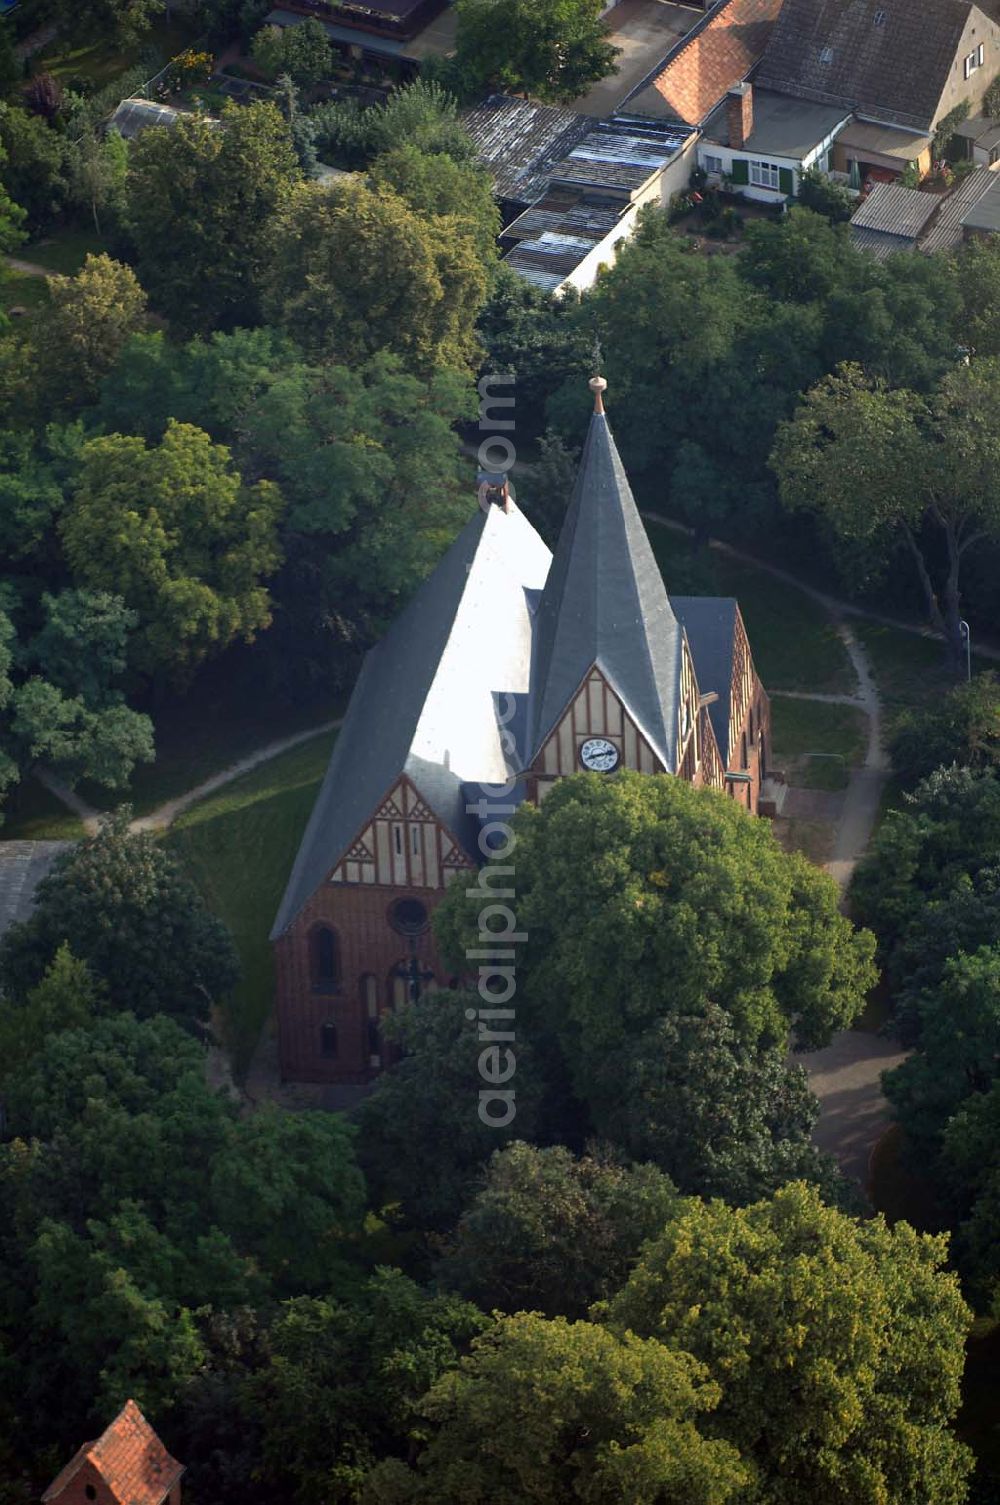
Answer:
xmin=749 ymin=159 xmax=782 ymax=190
xmin=965 ymin=43 xmax=985 ymax=78
xmin=703 ymin=154 xmax=723 ymax=175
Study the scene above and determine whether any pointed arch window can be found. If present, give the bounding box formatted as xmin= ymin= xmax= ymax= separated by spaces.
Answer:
xmin=310 ymin=925 xmax=341 ymax=993
xmin=321 ymin=1022 xmax=338 ymax=1058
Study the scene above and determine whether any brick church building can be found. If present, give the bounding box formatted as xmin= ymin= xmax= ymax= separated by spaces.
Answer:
xmin=271 ymin=380 xmax=769 ymax=1085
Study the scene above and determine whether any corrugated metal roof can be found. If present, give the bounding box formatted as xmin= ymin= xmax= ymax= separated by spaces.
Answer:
xmin=462 ymin=94 xmax=596 ymax=204
xmin=503 ymin=187 xmax=626 ymax=290
xmin=919 ymin=167 xmax=995 ymax=253
xmin=851 ymin=224 xmax=917 ymax=260
xmin=550 ymin=114 xmax=692 ymax=195
xmin=960 ymin=175 xmax=1000 ymax=233
xmin=850 ymin=181 xmax=938 ymax=237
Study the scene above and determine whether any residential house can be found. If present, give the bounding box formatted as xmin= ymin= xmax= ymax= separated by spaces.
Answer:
xmin=263 ymin=1 xmax=456 ymax=74
xmin=624 ymin=0 xmax=785 ymax=125
xmin=744 ymin=0 xmax=1000 ymax=191
xmin=271 ymin=379 xmax=769 ymax=1087
xmin=42 ymin=1402 xmax=183 ymax=1505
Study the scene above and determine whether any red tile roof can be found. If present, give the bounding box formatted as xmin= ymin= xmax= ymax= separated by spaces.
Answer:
xmin=637 ymin=0 xmax=785 ymax=126
xmin=43 ymin=1402 xmax=184 ymax=1505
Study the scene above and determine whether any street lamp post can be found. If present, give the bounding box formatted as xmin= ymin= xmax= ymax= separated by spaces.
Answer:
xmin=959 ymin=619 xmax=972 ymax=684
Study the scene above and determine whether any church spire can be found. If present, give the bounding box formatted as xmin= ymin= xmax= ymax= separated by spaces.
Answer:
xmin=529 ymin=379 xmax=683 ymax=770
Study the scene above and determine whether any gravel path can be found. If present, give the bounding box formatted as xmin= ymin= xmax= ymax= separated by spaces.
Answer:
xmin=38 ymin=720 xmax=342 ymax=838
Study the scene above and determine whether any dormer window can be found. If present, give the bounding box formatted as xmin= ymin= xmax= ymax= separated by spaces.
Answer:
xmin=873 ymin=8 xmax=886 ymax=25
xmin=819 ymin=46 xmax=833 ymax=64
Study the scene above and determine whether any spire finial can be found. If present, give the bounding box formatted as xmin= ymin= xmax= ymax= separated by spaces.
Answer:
xmin=589 ymin=338 xmax=607 ymax=413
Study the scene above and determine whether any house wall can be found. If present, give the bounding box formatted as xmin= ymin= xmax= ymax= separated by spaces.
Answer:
xmin=932 ymin=5 xmax=1000 ymax=130
xmin=830 ymin=137 xmax=933 ymax=179
xmin=556 ymin=139 xmax=698 ymax=295
xmin=532 ymin=664 xmax=666 ymax=780
xmin=723 ymin=608 xmax=770 ymax=813
xmin=700 ymin=115 xmax=849 ymax=201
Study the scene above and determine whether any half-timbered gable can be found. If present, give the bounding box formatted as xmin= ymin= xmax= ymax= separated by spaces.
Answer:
xmin=272 ymin=377 xmax=770 ymax=1088
xmin=327 ymin=775 xmax=474 ymax=890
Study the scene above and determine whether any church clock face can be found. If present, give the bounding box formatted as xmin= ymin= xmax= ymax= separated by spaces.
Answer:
xmin=580 ymin=737 xmax=620 ymax=773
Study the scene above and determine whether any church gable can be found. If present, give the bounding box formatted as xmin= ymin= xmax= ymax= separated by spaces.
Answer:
xmin=534 ymin=665 xmax=665 ymax=778
xmin=327 ymin=776 xmax=473 ymax=891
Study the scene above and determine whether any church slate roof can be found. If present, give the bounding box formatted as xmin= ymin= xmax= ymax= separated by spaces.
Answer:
xmin=271 ymin=501 xmax=551 ymax=938
xmin=671 ymin=596 xmax=738 ymax=763
xmin=528 ymin=405 xmax=684 ymax=770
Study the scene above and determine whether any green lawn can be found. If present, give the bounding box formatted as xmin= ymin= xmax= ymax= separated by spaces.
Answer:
xmin=23 ymin=229 xmax=112 ymax=276
xmin=647 ymin=520 xmax=856 ymax=695
xmin=38 ymin=20 xmax=197 ymax=90
xmin=853 ymin=619 xmax=989 ymax=718
xmin=80 ymin=670 xmax=341 ymax=819
xmin=1 ymin=270 xmax=50 ymax=315
xmin=165 ymin=730 xmax=336 ymax=1078
xmin=770 ymin=698 xmax=867 ymax=784
xmin=0 ymin=777 xmax=85 ymax=842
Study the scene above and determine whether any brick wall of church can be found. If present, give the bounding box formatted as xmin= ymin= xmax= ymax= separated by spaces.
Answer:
xmin=274 ymin=881 xmax=453 ymax=1085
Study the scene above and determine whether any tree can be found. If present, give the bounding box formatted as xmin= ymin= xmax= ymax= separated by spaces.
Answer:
xmin=94 ymin=334 xmax=474 ymax=685
xmin=31 ymin=254 xmax=147 ymax=410
xmin=772 ymin=359 xmax=1000 ymax=664
xmin=436 ymin=1142 xmax=678 ymax=1318
xmin=741 ymin=207 xmax=868 ymax=304
xmin=605 ymin=1182 xmax=974 ymax=1505
xmin=260 ymin=179 xmax=486 ymax=374
xmin=365 ymin=1311 xmax=748 ymax=1503
xmin=851 ymin=767 xmax=1000 ymax=995
xmin=941 ymin=1080 xmax=1000 ymax=1302
xmin=23 ymin=72 xmax=63 ymax=123
xmin=796 ymin=166 xmax=856 ymax=223
xmin=368 ymin=143 xmax=499 ymax=270
xmin=249 ymin=1271 xmax=489 ymax=1503
xmin=310 ymin=79 xmax=478 ymax=172
xmin=0 ymin=592 xmax=155 ymax=800
xmin=67 ymin=129 xmax=128 ymax=234
xmin=453 ymin=0 xmax=620 ymax=104
xmin=435 ymin=774 xmax=876 ymax=1139
xmin=355 ymin=990 xmax=544 ymax=1233
xmin=597 ymin=1004 xmax=851 ymax=1206
xmin=56 ymin=0 xmax=165 ymax=46
xmin=125 ymin=100 xmax=299 ymax=332
xmin=883 ymin=945 xmax=1000 ymax=1157
xmin=61 ymin=420 xmax=283 ymax=679
xmin=250 ymin=19 xmax=332 ymax=87
xmin=517 ymin=427 xmax=578 ymax=545
xmin=0 ymin=809 xmax=240 ymax=1022
xmin=0 ymin=943 xmax=104 ymax=1085
xmin=889 ymin=670 xmax=1000 ymax=786
xmin=0 ymin=104 xmax=66 ymax=233
xmin=209 ymin=1105 xmax=367 ymax=1295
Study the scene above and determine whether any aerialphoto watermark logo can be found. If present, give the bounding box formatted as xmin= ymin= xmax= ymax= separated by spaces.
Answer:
xmin=466 ymin=372 xmax=523 ymax=1128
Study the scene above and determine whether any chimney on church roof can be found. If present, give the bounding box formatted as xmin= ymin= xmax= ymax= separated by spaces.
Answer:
xmin=477 ymin=470 xmax=511 ymax=514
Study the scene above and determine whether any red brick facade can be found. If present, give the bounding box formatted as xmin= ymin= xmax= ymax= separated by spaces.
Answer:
xmin=275 ymin=652 xmax=769 ymax=1087
xmin=275 ymin=879 xmax=464 ymax=1085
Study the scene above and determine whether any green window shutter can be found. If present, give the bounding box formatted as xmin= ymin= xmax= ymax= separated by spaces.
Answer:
xmin=779 ymin=167 xmax=794 ymax=194
xmin=731 ymin=158 xmax=749 ymax=185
